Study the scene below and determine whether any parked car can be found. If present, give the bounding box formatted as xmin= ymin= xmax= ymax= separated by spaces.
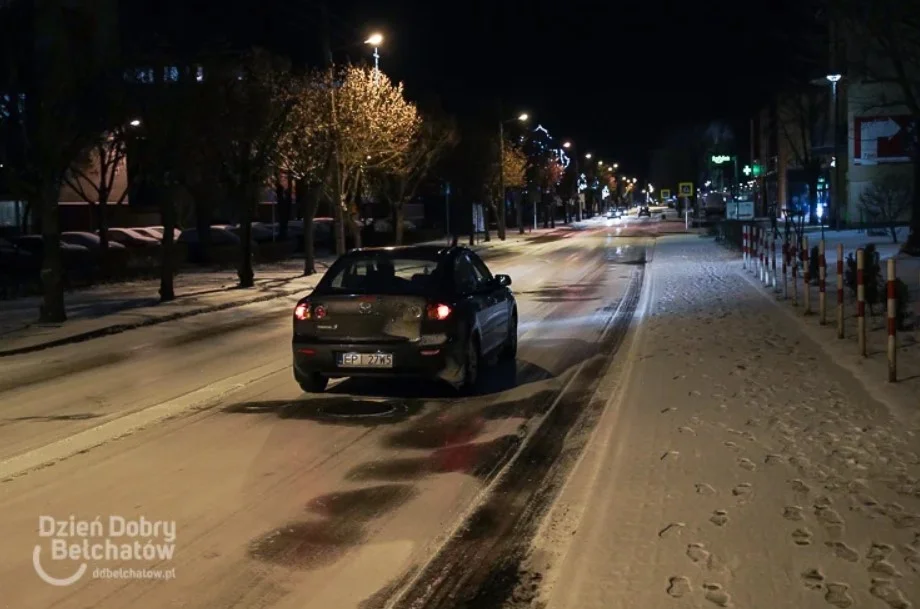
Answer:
xmin=61 ymin=231 xmax=128 ymax=252
xmin=291 ymin=245 xmax=517 ymax=393
xmin=103 ymin=228 xmax=161 ymax=248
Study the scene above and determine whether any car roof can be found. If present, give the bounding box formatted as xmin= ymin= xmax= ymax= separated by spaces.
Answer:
xmin=346 ymin=244 xmax=470 ymax=259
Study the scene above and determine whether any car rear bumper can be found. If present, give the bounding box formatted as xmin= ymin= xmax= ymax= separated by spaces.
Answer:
xmin=292 ymin=338 xmax=465 ymax=386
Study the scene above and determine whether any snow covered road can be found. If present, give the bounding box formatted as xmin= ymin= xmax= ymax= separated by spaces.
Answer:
xmin=0 ymin=226 xmax=648 ymax=609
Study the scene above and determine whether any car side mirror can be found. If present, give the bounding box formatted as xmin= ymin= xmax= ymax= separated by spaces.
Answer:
xmin=495 ymin=274 xmax=512 ymax=287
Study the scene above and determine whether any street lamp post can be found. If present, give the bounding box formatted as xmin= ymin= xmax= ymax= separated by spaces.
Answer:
xmin=501 ymin=112 xmax=528 ymax=237
xmin=563 ymin=141 xmax=581 ymax=222
xmin=827 ymin=73 xmax=842 ymax=230
xmin=365 ymin=33 xmax=383 ymax=77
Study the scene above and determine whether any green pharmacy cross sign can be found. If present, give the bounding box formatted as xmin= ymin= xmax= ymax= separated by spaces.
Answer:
xmin=743 ymin=165 xmax=752 ymax=176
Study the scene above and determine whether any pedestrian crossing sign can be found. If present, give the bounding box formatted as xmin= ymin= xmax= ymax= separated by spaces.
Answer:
xmin=678 ymin=182 xmax=694 ymax=197
xmin=661 ymin=189 xmax=671 ymax=199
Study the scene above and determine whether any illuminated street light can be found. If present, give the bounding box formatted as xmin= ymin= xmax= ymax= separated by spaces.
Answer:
xmin=826 ymin=73 xmax=842 ymax=83
xmin=365 ymin=33 xmax=383 ymax=73
xmin=613 ymin=163 xmax=619 ymax=169
xmin=607 ymin=166 xmax=613 ymax=172
xmin=129 ymin=119 xmax=141 ymax=127
xmin=597 ymin=160 xmax=603 ymax=166
xmin=562 ymin=141 xmax=572 ymax=149
xmin=517 ymin=113 xmax=529 ymax=122
xmin=585 ymin=153 xmax=592 ymax=159
xmin=631 ymin=178 xmax=637 ymax=183
xmin=501 ymin=112 xmax=531 ymax=237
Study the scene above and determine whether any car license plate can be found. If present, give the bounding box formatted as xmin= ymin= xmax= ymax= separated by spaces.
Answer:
xmin=337 ymin=352 xmax=393 ymax=368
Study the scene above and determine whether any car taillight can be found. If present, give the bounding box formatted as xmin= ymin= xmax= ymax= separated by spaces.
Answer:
xmin=427 ymin=303 xmax=452 ymax=320
xmin=314 ymin=305 xmax=327 ymax=319
xmin=294 ymin=302 xmax=311 ymax=320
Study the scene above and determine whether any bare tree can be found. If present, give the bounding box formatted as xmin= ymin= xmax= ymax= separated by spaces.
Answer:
xmin=859 ymin=174 xmax=913 ymax=242
xmin=375 ymin=111 xmax=457 ymax=244
xmin=64 ymin=126 xmax=130 ymax=254
xmin=215 ymin=51 xmax=295 ymax=288
xmin=0 ymin=0 xmax=113 ymax=321
xmin=839 ymin=0 xmax=920 ymax=251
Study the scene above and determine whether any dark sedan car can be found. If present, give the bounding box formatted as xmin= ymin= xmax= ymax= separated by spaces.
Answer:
xmin=292 ymin=245 xmax=517 ymax=393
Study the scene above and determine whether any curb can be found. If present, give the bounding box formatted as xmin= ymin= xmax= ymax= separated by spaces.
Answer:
xmin=0 ymin=287 xmax=307 ymax=358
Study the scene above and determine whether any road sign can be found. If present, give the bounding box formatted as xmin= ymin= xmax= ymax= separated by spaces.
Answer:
xmin=854 ymin=115 xmax=911 ymax=165
xmin=678 ymin=182 xmax=693 ymax=198
xmin=661 ymin=189 xmax=671 ymax=199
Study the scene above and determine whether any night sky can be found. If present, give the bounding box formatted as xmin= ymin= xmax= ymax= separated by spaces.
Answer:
xmin=326 ymin=0 xmax=822 ymax=174
xmin=131 ymin=0 xmax=822 ymax=175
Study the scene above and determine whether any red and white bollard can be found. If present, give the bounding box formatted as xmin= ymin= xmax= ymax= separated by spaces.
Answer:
xmin=782 ymin=241 xmax=789 ymax=299
xmin=760 ymin=230 xmax=767 ymax=285
xmin=836 ymin=243 xmax=844 ymax=339
xmin=802 ymin=236 xmax=811 ymax=314
xmin=752 ymin=227 xmax=759 ymax=275
xmin=742 ymin=226 xmax=748 ymax=269
xmin=818 ymin=239 xmax=827 ymax=325
xmin=857 ymin=248 xmax=866 ymax=357
xmin=887 ymin=259 xmax=897 ymax=382
xmin=771 ymin=236 xmax=778 ymax=291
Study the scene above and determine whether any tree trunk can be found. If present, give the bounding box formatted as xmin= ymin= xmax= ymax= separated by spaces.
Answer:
xmin=469 ymin=200 xmax=475 ymax=246
xmin=497 ymin=192 xmax=506 ymax=240
xmin=238 ymin=189 xmax=255 ymax=288
xmin=483 ymin=203 xmax=491 ymax=242
xmin=159 ymin=186 xmax=176 ymax=302
xmin=395 ymin=202 xmax=406 ymax=245
xmin=348 ymin=211 xmax=362 ymax=249
xmin=94 ymin=191 xmax=109 ymax=253
xmin=517 ymin=191 xmax=525 ymax=234
xmin=276 ymin=173 xmax=293 ymax=240
xmin=38 ymin=188 xmax=66 ymax=323
xmin=298 ymin=181 xmax=320 ymax=276
xmin=193 ymin=196 xmax=213 ymax=265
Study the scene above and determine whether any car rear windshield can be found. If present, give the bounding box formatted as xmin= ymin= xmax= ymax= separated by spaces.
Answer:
xmin=317 ymin=254 xmax=444 ymax=295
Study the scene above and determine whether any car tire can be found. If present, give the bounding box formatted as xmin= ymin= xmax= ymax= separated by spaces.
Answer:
xmin=460 ymin=335 xmax=480 ymax=394
xmin=500 ymin=312 xmax=518 ymax=361
xmin=298 ymin=373 xmax=328 ymax=393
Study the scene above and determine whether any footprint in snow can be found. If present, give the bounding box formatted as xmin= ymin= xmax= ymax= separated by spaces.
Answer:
xmin=869 ymin=578 xmax=911 ymax=609
xmin=792 ymin=528 xmax=814 ymax=546
xmin=815 ymin=507 xmax=845 ymax=538
xmin=738 ymin=458 xmax=756 ymax=471
xmin=724 ymin=441 xmax=740 ymax=451
xmin=825 ymin=583 xmax=855 ymax=608
xmin=732 ymin=483 xmax=752 ymax=497
xmin=869 ymin=560 xmax=902 ymax=577
xmin=696 ymin=483 xmax=716 ymax=495
xmin=678 ymin=426 xmax=695 ymax=435
xmin=791 ymin=479 xmax=812 ymax=494
xmin=661 ymin=406 xmax=677 ymax=413
xmin=687 ymin=543 xmax=710 ymax=563
xmin=868 ymin=543 xmax=895 ymax=561
xmin=898 ymin=545 xmax=920 ymax=573
xmin=825 ymin=541 xmax=859 ymax=562
xmin=660 ymin=450 xmax=679 ymax=461
xmin=783 ymin=506 xmax=805 ymax=521
xmin=658 ymin=522 xmax=685 ymax=538
xmin=764 ymin=454 xmax=784 ymax=465
xmin=702 ymin=582 xmax=731 ymax=607
xmin=801 ymin=567 xmax=825 ymax=590
xmin=666 ymin=576 xmax=691 ymax=598
xmin=709 ymin=510 xmax=729 ymax=526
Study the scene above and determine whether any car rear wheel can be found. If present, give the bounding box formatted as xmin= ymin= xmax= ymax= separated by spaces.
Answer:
xmin=460 ymin=335 xmax=480 ymax=393
xmin=500 ymin=312 xmax=518 ymax=360
xmin=298 ymin=373 xmax=329 ymax=393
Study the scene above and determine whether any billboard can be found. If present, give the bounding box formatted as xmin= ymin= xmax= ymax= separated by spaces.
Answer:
xmin=854 ymin=115 xmax=912 ymax=165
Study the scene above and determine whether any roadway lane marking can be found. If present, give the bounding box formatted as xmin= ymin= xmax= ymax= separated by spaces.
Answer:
xmin=0 ymin=358 xmax=289 ymax=481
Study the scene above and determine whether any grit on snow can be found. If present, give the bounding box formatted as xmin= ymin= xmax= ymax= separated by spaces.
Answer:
xmin=544 ymin=236 xmax=919 ymax=609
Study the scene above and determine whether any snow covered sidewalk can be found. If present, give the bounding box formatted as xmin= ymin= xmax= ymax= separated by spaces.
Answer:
xmin=0 ymin=260 xmax=329 ymax=356
xmin=540 ymin=235 xmax=919 ymax=609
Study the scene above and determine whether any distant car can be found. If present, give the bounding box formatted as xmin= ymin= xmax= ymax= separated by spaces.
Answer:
xmin=291 ymin=245 xmax=517 ymax=393
xmin=638 ymin=206 xmax=651 ymax=218
xmin=605 ymin=209 xmax=616 ymax=219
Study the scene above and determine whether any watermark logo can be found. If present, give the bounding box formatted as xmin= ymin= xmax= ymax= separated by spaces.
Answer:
xmin=33 ymin=515 xmax=176 ymax=586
